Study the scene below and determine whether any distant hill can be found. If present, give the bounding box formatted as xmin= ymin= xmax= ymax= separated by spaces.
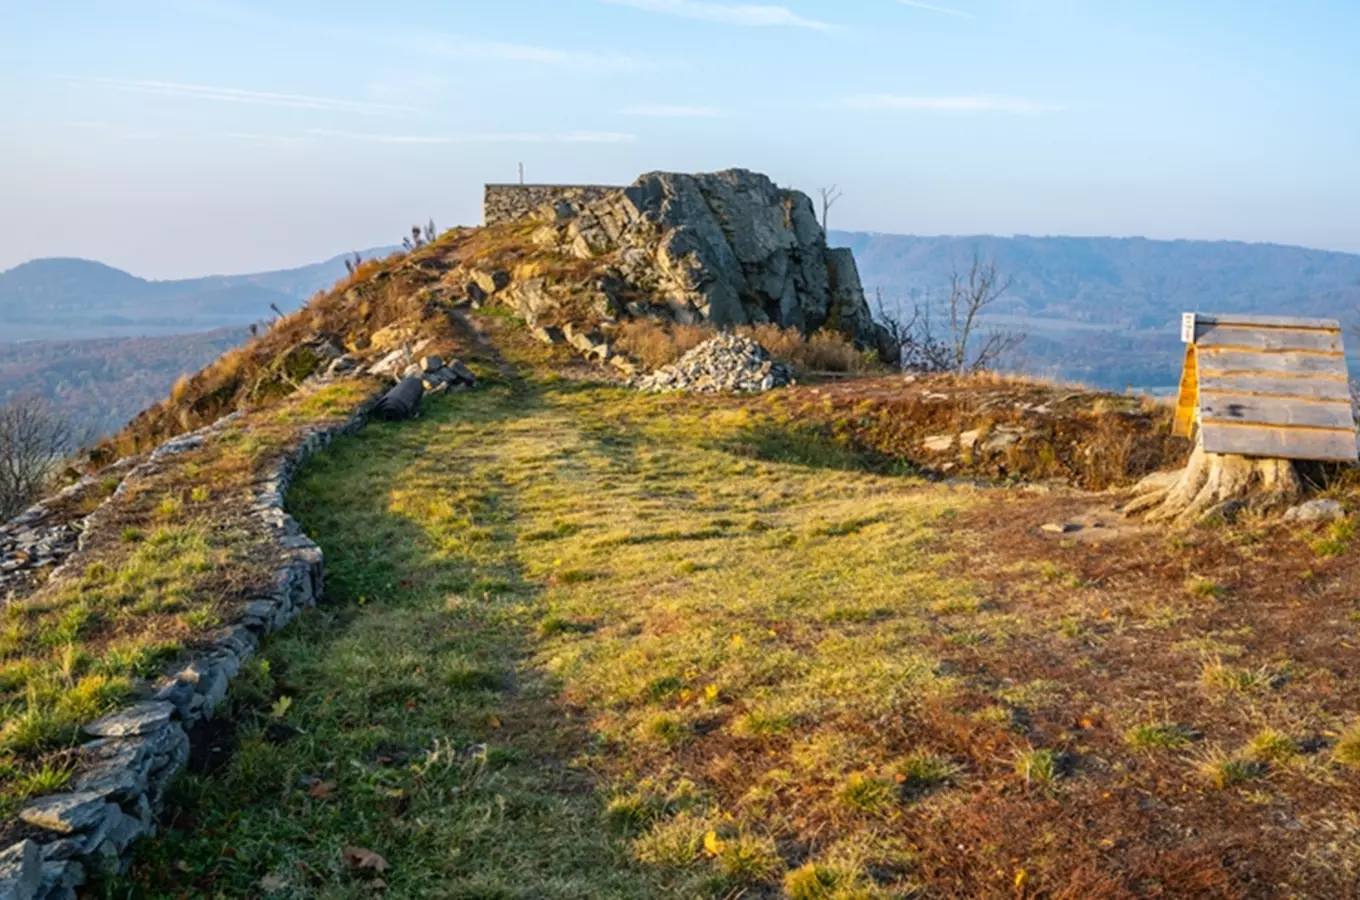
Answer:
xmin=831 ymin=232 xmax=1360 ymax=331
xmin=0 ymin=248 xmax=397 ymax=342
xmin=832 ymin=232 xmax=1360 ymax=389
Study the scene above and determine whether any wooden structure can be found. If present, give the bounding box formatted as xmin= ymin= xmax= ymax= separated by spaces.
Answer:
xmin=1173 ymin=313 xmax=1356 ymax=462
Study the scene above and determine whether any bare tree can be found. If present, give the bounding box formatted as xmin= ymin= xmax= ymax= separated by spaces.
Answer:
xmin=943 ymin=251 xmax=1024 ymax=374
xmin=818 ymin=186 xmax=843 ymax=232
xmin=872 ymin=251 xmax=1025 ymax=374
xmin=874 ymin=288 xmax=952 ymax=373
xmin=0 ymin=396 xmax=72 ymax=521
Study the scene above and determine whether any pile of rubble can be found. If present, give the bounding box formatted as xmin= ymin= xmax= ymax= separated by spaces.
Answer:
xmin=0 ymin=518 xmax=78 ymax=592
xmin=635 ymin=333 xmax=793 ymax=394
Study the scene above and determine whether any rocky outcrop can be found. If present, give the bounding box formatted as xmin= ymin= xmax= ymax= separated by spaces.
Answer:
xmin=482 ymin=170 xmax=898 ymax=362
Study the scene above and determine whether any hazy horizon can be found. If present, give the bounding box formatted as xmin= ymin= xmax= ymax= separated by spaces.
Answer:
xmin=4 ymin=0 xmax=1359 ymax=279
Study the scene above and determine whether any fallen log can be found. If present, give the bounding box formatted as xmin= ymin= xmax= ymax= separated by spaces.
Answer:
xmin=373 ymin=376 xmax=425 ymax=421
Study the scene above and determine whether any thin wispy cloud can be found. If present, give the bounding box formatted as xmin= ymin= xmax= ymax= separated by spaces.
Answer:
xmin=308 ymin=129 xmax=637 ymax=144
xmin=847 ymin=94 xmax=1063 ymax=114
xmin=602 ymin=0 xmax=838 ymax=31
xmin=392 ymin=33 xmax=649 ymax=72
xmin=617 ymin=104 xmax=732 ymax=117
xmin=67 ymin=78 xmax=417 ymax=116
xmin=224 ymin=132 xmax=310 ymax=148
xmin=895 ymin=0 xmax=976 ymax=20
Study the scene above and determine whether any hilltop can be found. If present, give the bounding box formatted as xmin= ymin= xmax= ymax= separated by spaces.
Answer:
xmin=4 ymin=169 xmax=1360 ymax=899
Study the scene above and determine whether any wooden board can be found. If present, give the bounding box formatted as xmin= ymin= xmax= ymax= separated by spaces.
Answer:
xmin=1199 ymin=421 xmax=1358 ymax=462
xmin=1197 ymin=373 xmax=1351 ymax=402
xmin=1195 ymin=313 xmax=1341 ymax=330
xmin=1197 ymin=348 xmax=1349 ymax=378
xmin=1199 ymin=393 xmax=1355 ymax=430
xmin=1193 ymin=324 xmax=1344 ymax=354
xmin=1180 ymin=311 xmax=1356 ymax=461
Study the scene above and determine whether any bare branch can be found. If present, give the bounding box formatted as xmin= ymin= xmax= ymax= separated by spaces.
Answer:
xmin=818 ymin=186 xmax=844 ymax=232
xmin=873 ymin=250 xmax=1024 ymax=375
xmin=0 ymin=395 xmax=72 ymax=521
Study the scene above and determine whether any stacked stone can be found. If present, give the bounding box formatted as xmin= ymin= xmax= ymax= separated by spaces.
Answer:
xmin=0 ymin=522 xmax=77 ymax=591
xmin=635 ymin=334 xmax=793 ymax=394
xmin=0 ymin=398 xmax=371 ymax=899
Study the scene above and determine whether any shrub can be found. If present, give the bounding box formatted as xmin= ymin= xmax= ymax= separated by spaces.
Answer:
xmin=1014 ymin=747 xmax=1061 ymax=785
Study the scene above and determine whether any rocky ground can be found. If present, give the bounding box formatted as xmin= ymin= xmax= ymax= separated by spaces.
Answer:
xmin=634 ymin=333 xmax=793 ymax=394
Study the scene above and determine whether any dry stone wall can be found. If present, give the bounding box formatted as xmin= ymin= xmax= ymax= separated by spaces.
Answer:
xmin=0 ymin=406 xmax=369 ymax=900
xmin=483 ymin=184 xmax=620 ymax=227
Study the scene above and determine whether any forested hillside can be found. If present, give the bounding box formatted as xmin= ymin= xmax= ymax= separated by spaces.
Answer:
xmin=0 ymin=328 xmax=246 ymax=437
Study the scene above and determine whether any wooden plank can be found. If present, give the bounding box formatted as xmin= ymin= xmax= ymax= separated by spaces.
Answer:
xmin=1198 ymin=372 xmax=1352 ymax=402
xmin=1200 ymin=421 xmax=1358 ymax=462
xmin=1195 ymin=313 xmax=1341 ymax=331
xmin=1193 ymin=323 xmax=1344 ymax=353
xmin=1173 ymin=345 xmax=1197 ymax=438
xmin=1197 ymin=348 xmax=1349 ymax=378
xmin=1199 ymin=393 xmax=1355 ymax=430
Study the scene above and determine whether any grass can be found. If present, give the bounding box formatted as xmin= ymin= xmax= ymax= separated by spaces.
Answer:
xmin=1125 ymin=722 xmax=1197 ymax=752
xmin=1194 ymin=747 xmax=1266 ymax=790
xmin=109 ymin=380 xmax=974 ymax=897
xmin=96 ymin=372 xmax=1360 ymax=897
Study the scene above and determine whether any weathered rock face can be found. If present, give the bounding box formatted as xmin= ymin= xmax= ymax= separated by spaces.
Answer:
xmin=483 ymin=170 xmax=897 ymax=362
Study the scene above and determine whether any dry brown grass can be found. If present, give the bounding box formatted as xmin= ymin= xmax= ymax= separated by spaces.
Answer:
xmin=614 ymin=320 xmax=711 ymax=369
xmin=93 ymin=244 xmax=457 ymax=464
xmin=614 ymin=319 xmax=880 ymax=375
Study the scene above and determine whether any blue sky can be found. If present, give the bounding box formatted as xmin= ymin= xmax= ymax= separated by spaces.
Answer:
xmin=2 ymin=0 xmax=1358 ymax=278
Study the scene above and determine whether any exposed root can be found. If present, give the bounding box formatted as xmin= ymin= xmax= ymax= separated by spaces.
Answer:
xmin=1126 ymin=442 xmax=1303 ymax=528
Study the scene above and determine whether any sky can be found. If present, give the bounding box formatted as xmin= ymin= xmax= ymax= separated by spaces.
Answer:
xmin=2 ymin=0 xmax=1359 ymax=279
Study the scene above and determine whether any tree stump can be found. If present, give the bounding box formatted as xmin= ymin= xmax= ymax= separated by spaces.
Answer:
xmin=1125 ymin=439 xmax=1303 ymax=527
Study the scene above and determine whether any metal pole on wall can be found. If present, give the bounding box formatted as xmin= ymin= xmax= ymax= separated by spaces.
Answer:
xmin=519 ymin=162 xmax=524 ymax=185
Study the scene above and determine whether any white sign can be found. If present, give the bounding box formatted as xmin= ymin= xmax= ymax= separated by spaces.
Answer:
xmin=1181 ymin=312 xmax=1197 ymax=343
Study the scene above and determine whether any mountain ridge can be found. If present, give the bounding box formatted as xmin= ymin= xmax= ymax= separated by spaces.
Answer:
xmin=831 ymin=230 xmax=1360 ymax=331
xmin=0 ymin=247 xmax=398 ymax=340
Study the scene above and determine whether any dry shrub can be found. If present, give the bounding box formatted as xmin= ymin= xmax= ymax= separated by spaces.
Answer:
xmin=796 ymin=328 xmax=873 ymax=374
xmin=617 ymin=320 xmax=876 ymax=375
xmin=614 ymin=320 xmax=715 ymax=370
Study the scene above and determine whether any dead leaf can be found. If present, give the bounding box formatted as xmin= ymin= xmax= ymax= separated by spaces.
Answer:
xmin=371 ymin=878 xmax=388 ymax=892
xmin=343 ymin=847 xmax=390 ymax=873
xmin=307 ymin=780 xmax=337 ymax=799
xmin=258 ymin=871 xmax=290 ymax=892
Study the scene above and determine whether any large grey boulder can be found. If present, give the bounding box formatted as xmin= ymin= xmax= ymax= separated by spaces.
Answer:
xmin=490 ymin=169 xmax=893 ymax=358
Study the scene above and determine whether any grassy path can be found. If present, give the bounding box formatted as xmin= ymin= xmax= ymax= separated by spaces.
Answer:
xmin=105 ymin=377 xmax=1360 ymax=898
xmin=113 ymin=380 xmax=970 ymax=898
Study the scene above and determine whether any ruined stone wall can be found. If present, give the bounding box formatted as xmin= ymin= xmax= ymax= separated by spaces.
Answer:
xmin=483 ymin=184 xmax=621 ymax=226
xmin=0 ymin=402 xmax=370 ymax=899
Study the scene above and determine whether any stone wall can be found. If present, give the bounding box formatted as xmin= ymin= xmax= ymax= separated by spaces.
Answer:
xmin=0 ymin=404 xmax=370 ymax=900
xmin=483 ymin=184 xmax=621 ymax=227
